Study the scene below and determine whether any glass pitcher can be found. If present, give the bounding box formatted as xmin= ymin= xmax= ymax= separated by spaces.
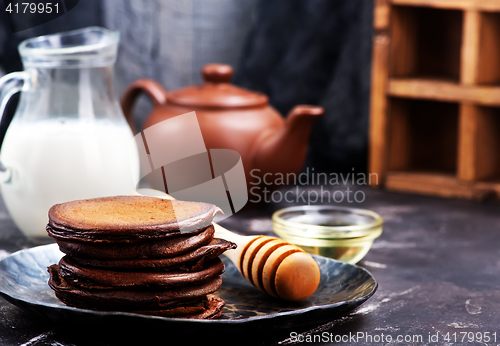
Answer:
xmin=0 ymin=27 xmax=139 ymax=241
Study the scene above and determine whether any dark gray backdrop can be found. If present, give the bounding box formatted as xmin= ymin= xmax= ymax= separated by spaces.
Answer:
xmin=0 ymin=0 xmax=373 ymax=174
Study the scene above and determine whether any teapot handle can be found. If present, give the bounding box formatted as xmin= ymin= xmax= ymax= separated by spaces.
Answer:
xmin=120 ymin=79 xmax=168 ymax=134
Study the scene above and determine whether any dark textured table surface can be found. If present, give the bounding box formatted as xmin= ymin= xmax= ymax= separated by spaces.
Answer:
xmin=0 ymin=185 xmax=499 ymax=345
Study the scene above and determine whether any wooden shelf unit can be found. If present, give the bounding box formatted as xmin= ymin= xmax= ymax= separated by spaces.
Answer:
xmin=369 ymin=0 xmax=500 ymax=200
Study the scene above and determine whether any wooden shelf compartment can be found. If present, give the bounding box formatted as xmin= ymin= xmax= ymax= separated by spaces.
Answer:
xmin=387 ymin=98 xmax=459 ymax=175
xmin=389 ymin=5 xmax=463 ymax=82
xmin=385 ymin=104 xmax=500 ymax=201
xmin=369 ymin=0 xmax=500 ymax=201
xmin=458 ymin=105 xmax=500 ymax=182
xmin=475 ymin=12 xmax=500 ymax=85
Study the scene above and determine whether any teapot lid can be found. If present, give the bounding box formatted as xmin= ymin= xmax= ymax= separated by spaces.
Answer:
xmin=167 ymin=64 xmax=268 ymax=108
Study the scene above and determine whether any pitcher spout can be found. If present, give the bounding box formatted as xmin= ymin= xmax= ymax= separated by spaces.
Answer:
xmin=253 ymin=105 xmax=323 ymax=181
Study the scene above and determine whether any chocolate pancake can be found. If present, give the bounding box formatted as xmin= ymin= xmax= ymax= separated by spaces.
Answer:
xmin=54 ymin=225 xmax=215 ymax=259
xmin=46 ymin=196 xmax=235 ymax=319
xmin=136 ymin=294 xmax=225 ymax=319
xmin=58 ymin=256 xmax=225 ymax=289
xmin=70 ymin=238 xmax=236 ymax=271
xmin=48 ymin=264 xmax=222 ymax=311
xmin=47 ymin=196 xmax=222 ymax=242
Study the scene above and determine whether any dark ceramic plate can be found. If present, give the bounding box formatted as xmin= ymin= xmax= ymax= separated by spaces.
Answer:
xmin=0 ymin=244 xmax=377 ymax=332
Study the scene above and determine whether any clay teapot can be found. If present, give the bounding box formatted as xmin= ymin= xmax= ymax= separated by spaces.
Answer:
xmin=121 ymin=63 xmax=323 ymax=185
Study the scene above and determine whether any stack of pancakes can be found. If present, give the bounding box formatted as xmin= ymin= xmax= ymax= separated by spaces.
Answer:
xmin=46 ymin=196 xmax=236 ymax=319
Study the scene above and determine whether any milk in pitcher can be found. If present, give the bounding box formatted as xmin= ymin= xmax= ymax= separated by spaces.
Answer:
xmin=0 ymin=117 xmax=139 ymax=239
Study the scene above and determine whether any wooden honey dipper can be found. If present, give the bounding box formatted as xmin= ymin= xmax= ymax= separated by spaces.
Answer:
xmin=136 ymin=189 xmax=321 ymax=301
xmin=212 ymin=223 xmax=320 ymax=301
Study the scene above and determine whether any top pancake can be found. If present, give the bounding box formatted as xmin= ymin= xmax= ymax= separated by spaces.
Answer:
xmin=47 ymin=196 xmax=222 ymax=242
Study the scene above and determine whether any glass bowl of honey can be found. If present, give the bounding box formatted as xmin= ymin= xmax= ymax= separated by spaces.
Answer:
xmin=272 ymin=206 xmax=383 ymax=264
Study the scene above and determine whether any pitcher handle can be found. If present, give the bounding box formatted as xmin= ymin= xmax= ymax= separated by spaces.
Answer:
xmin=0 ymin=70 xmax=32 ymax=183
xmin=120 ymin=79 xmax=168 ymax=134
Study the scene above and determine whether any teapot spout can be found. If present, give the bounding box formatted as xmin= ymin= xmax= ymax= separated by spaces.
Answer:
xmin=253 ymin=105 xmax=323 ymax=180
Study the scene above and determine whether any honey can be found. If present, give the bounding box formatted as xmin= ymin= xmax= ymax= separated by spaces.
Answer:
xmin=272 ymin=206 xmax=383 ymax=264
